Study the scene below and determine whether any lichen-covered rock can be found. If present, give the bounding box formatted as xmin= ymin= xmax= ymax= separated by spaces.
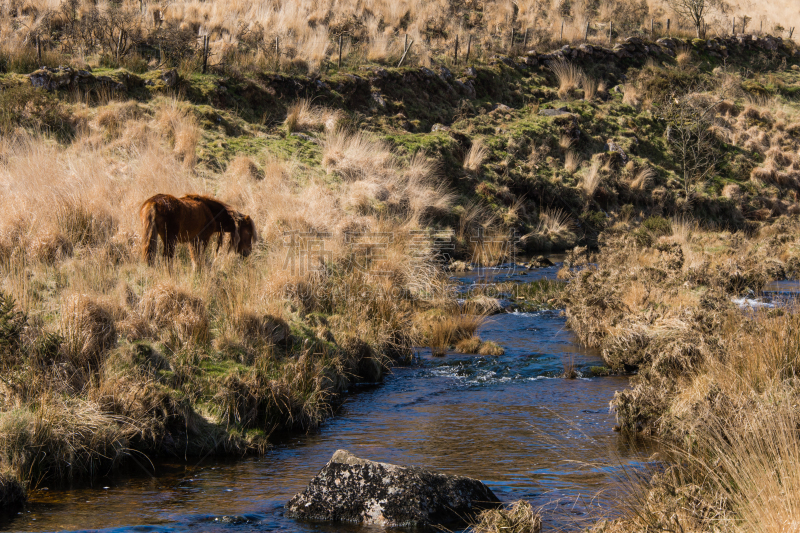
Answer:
xmin=161 ymin=68 xmax=178 ymax=88
xmin=285 ymin=450 xmax=500 ymax=527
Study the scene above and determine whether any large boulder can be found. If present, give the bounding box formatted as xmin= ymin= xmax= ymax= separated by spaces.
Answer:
xmin=285 ymin=449 xmax=500 ymax=528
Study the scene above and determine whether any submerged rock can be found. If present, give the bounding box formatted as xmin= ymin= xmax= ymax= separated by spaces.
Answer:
xmin=446 ymin=260 xmax=473 ymax=272
xmin=528 ymin=256 xmax=554 ymax=269
xmin=285 ymin=449 xmax=500 ymax=528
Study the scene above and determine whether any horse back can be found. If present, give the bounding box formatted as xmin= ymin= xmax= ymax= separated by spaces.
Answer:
xmin=182 ymin=194 xmax=238 ymax=233
xmin=141 ymin=194 xmax=216 ymax=241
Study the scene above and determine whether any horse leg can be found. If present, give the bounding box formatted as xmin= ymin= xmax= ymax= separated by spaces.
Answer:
xmin=189 ymin=238 xmax=203 ymax=272
xmin=163 ymin=233 xmax=177 ymax=269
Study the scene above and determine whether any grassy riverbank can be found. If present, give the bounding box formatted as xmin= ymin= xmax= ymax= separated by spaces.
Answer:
xmin=560 ymin=216 xmax=800 ymax=531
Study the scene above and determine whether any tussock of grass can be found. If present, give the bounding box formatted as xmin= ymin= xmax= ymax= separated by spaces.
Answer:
xmin=464 ymin=139 xmax=489 ymax=173
xmin=565 ymin=150 xmax=583 ymax=173
xmin=425 ymin=310 xmax=486 ymax=356
xmin=470 ymin=500 xmax=542 ymax=533
xmin=478 ymin=341 xmax=504 ymax=356
xmin=455 ymin=336 xmax=482 ymax=353
xmin=226 ymin=156 xmax=264 ymax=181
xmin=138 ymin=284 xmax=210 ymax=347
xmin=284 ymin=99 xmax=343 ymax=134
xmin=582 ymin=159 xmax=603 ymax=199
xmin=60 ymin=294 xmax=117 ymax=371
xmin=549 ymin=60 xmax=583 ymax=100
xmin=521 ymin=208 xmax=577 ymax=252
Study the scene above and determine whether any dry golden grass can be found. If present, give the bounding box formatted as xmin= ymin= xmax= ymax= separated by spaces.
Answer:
xmin=455 ymin=336 xmax=482 ymax=354
xmin=564 ymin=220 xmax=800 ymax=532
xmin=425 ymin=310 xmax=485 ymax=356
xmin=464 ymin=139 xmax=489 ymax=173
xmin=582 ymin=159 xmax=603 ymax=199
xmin=284 ymin=99 xmax=343 ymax=134
xmin=0 ymin=0 xmax=796 ymax=79
xmin=60 ymin=294 xmax=118 ymax=370
xmin=675 ymin=43 xmax=693 ymax=68
xmin=627 ymin=165 xmax=655 ymax=198
xmin=622 ymin=83 xmax=641 ymax=108
xmin=581 ymin=73 xmax=599 ymax=101
xmin=226 ymin=155 xmax=264 ymax=181
xmin=549 ymin=60 xmax=583 ymax=100
xmin=565 ymin=150 xmax=583 ymax=173
xmin=471 ymin=500 xmax=542 ymax=533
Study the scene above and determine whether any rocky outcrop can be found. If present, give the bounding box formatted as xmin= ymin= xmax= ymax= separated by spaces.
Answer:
xmin=27 ymin=66 xmax=171 ymax=93
xmin=285 ymin=449 xmax=500 ymax=527
xmin=29 ymin=66 xmax=127 ymax=92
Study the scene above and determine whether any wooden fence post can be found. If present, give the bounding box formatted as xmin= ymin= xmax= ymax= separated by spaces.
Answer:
xmin=523 ymin=28 xmax=529 ymax=48
xmin=651 ymin=18 xmax=654 ymax=38
xmin=338 ymin=35 xmax=343 ymax=68
xmin=454 ymin=34 xmax=459 ymax=64
xmin=275 ymin=36 xmax=280 ymax=71
xmin=36 ymin=36 xmax=41 ymax=65
xmin=466 ymin=34 xmax=472 ymax=62
xmin=560 ymin=20 xmax=564 ymax=42
xmin=585 ymin=21 xmax=590 ymax=41
xmin=397 ymin=37 xmax=413 ymax=67
xmin=667 ymin=19 xmax=671 ymax=33
xmin=202 ymin=35 xmax=208 ymax=73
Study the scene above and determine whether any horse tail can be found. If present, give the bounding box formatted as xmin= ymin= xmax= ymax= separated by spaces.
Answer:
xmin=140 ymin=201 xmax=159 ymax=265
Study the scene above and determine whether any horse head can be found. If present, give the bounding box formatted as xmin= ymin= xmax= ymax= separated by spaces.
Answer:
xmin=232 ymin=214 xmax=257 ymax=257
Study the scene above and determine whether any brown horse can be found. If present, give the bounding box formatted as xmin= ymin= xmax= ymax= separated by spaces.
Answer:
xmin=140 ymin=194 xmax=256 ymax=267
xmin=182 ymin=194 xmax=257 ymax=257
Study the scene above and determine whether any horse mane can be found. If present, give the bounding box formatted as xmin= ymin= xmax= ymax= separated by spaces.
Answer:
xmin=182 ymin=194 xmax=255 ymax=250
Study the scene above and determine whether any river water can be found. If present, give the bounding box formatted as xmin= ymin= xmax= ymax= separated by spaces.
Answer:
xmin=3 ymin=261 xmax=651 ymax=532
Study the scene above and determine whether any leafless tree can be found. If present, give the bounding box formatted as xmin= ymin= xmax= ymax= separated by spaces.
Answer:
xmin=659 ymin=95 xmax=722 ymax=198
xmin=667 ymin=0 xmax=722 ymax=38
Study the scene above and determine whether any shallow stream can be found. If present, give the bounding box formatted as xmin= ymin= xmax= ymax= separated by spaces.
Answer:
xmin=3 ymin=260 xmax=651 ymax=532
